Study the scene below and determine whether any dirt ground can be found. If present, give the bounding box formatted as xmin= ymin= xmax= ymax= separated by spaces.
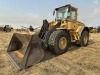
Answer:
xmin=0 ymin=31 xmax=100 ymax=75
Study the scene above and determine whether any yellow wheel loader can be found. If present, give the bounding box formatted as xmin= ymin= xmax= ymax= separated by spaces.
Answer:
xmin=6 ymin=4 xmax=89 ymax=70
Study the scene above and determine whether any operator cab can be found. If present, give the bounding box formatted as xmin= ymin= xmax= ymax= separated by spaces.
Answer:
xmin=54 ymin=4 xmax=78 ymax=22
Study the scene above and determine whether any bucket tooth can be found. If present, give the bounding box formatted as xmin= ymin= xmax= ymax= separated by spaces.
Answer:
xmin=6 ymin=33 xmax=44 ymax=70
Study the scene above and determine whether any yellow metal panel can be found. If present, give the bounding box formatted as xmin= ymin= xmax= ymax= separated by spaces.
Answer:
xmin=67 ymin=22 xmax=77 ymax=30
xmin=76 ymin=25 xmax=84 ymax=36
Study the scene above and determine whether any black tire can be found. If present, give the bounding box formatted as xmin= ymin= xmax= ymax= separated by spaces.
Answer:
xmin=6 ymin=28 xmax=11 ymax=32
xmin=41 ymin=42 xmax=47 ymax=50
xmin=80 ymin=31 xmax=89 ymax=47
xmin=6 ymin=29 xmax=9 ymax=32
xmin=41 ymin=31 xmax=49 ymax=50
xmin=48 ymin=30 xmax=70 ymax=55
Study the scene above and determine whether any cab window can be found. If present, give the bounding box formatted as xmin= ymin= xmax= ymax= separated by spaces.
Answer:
xmin=71 ymin=9 xmax=77 ymax=22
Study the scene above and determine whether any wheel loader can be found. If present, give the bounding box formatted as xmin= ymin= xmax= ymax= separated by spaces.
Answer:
xmin=6 ymin=4 xmax=89 ymax=70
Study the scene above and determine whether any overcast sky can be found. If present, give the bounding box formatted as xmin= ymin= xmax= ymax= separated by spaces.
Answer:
xmin=0 ymin=0 xmax=100 ymax=28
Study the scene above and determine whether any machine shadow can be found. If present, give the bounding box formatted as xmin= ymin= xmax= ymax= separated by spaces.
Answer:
xmin=41 ymin=43 xmax=79 ymax=62
xmin=41 ymin=39 xmax=95 ymax=62
xmin=88 ymin=39 xmax=95 ymax=45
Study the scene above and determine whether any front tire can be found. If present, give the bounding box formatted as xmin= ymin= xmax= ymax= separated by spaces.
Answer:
xmin=48 ymin=30 xmax=70 ymax=55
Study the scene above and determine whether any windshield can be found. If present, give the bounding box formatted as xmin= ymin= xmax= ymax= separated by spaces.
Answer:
xmin=56 ymin=7 xmax=70 ymax=21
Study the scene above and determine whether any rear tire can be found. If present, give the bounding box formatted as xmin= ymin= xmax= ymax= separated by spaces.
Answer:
xmin=48 ymin=30 xmax=70 ymax=55
xmin=80 ymin=31 xmax=89 ymax=47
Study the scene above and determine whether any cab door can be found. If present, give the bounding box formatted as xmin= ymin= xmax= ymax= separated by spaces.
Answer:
xmin=71 ymin=8 xmax=78 ymax=30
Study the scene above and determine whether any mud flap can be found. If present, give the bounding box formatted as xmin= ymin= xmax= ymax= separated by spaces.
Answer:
xmin=6 ymin=33 xmax=44 ymax=70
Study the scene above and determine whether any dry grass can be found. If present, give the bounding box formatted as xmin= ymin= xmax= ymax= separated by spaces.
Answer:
xmin=0 ymin=31 xmax=100 ymax=75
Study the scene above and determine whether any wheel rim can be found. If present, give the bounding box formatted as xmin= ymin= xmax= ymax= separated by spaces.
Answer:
xmin=59 ymin=37 xmax=67 ymax=49
xmin=84 ymin=35 xmax=88 ymax=44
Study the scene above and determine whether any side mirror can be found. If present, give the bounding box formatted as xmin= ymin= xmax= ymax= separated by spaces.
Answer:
xmin=53 ymin=10 xmax=55 ymax=16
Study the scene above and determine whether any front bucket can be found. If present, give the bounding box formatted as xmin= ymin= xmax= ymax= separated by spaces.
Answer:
xmin=6 ymin=33 xmax=44 ymax=70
